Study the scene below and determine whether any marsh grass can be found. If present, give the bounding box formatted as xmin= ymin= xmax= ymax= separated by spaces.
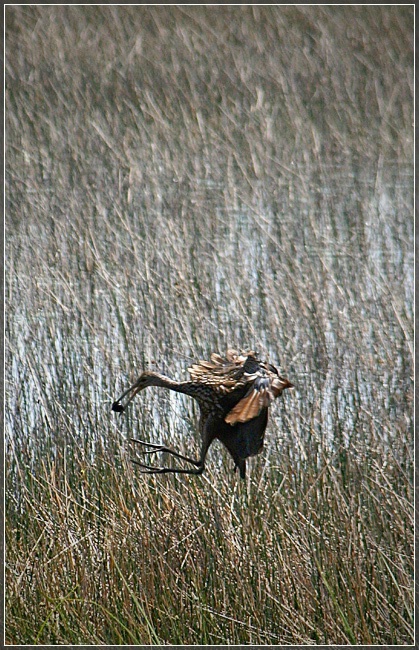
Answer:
xmin=5 ymin=5 xmax=414 ymax=645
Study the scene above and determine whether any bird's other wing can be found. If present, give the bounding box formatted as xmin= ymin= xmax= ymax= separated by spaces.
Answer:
xmin=225 ymin=360 xmax=294 ymax=425
xmin=224 ymin=373 xmax=275 ymax=424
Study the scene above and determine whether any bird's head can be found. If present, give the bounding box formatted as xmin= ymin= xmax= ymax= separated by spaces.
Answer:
xmin=112 ymin=371 xmax=158 ymax=412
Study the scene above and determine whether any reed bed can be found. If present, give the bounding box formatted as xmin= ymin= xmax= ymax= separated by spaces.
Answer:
xmin=5 ymin=5 xmax=413 ymax=645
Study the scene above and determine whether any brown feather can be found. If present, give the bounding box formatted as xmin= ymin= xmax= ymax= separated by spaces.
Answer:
xmin=225 ymin=388 xmax=271 ymax=424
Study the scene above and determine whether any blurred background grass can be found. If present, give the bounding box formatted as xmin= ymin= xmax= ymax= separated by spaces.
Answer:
xmin=5 ymin=5 xmax=413 ymax=645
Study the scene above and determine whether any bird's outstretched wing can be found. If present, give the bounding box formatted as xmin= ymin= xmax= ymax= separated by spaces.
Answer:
xmin=187 ymin=348 xmax=255 ymax=394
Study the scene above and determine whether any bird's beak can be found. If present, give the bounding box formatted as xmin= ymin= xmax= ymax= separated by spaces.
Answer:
xmin=112 ymin=378 xmax=143 ymax=412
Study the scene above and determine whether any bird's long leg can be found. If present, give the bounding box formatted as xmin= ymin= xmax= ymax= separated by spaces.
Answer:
xmin=129 ymin=424 xmax=213 ymax=475
xmin=130 ymin=438 xmax=201 ymax=466
xmin=131 ymin=459 xmax=204 ymax=475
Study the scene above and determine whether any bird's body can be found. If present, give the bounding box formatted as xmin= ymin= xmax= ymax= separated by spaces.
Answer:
xmin=112 ymin=349 xmax=293 ymax=478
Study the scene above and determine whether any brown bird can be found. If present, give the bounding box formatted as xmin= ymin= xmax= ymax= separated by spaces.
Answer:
xmin=112 ymin=349 xmax=293 ymax=478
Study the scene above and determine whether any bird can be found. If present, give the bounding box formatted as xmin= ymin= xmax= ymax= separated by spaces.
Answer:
xmin=112 ymin=349 xmax=293 ymax=479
